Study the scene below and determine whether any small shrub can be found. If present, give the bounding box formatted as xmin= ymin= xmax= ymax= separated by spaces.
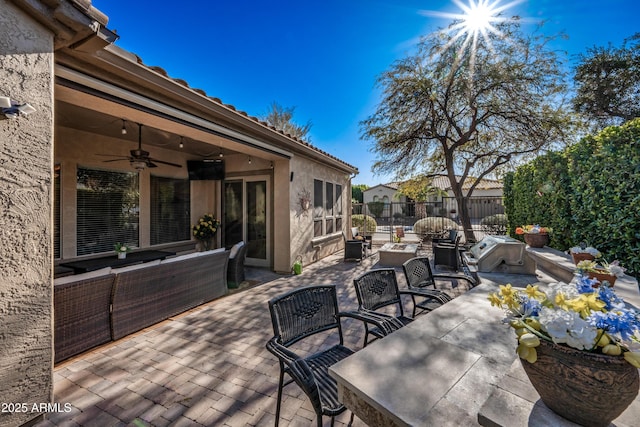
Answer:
xmin=392 ymin=212 xmax=404 ymax=219
xmin=352 ymin=214 xmax=377 ymax=235
xmin=413 ymin=217 xmax=458 ymax=235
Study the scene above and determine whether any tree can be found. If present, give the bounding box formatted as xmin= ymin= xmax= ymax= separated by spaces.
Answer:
xmin=396 ymin=176 xmax=445 ymax=202
xmin=260 ymin=102 xmax=312 ymax=141
xmin=573 ymin=33 xmax=640 ymax=127
xmin=361 ymin=18 xmax=574 ymax=241
xmin=396 ymin=176 xmax=446 ymax=218
xmin=351 ymin=184 xmax=368 ymax=203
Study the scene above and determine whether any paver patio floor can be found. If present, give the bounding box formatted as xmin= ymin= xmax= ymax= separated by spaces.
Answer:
xmin=37 ymin=248 xmax=478 ymax=427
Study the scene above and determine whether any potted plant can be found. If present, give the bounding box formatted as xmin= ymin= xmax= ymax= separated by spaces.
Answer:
xmin=515 ymin=224 xmax=552 ymax=248
xmin=569 ymin=243 xmax=602 ymax=264
xmin=489 ymin=277 xmax=640 ymax=426
xmin=114 ymin=242 xmax=131 ymax=259
xmin=192 ymin=213 xmax=220 ymax=251
xmin=576 ymin=259 xmax=626 ymax=287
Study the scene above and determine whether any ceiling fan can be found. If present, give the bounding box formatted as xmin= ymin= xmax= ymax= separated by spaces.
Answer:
xmin=100 ymin=123 xmax=182 ymax=170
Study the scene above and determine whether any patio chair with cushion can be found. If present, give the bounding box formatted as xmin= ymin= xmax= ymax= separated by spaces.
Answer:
xmin=266 ymin=285 xmax=355 ymax=427
xmin=402 ymin=256 xmax=474 ymax=316
xmin=431 ymin=228 xmax=458 ymax=249
xmin=343 ymin=232 xmax=366 ymax=261
xmin=352 ymin=268 xmax=451 ymax=346
xmin=433 ymin=234 xmax=463 ymax=271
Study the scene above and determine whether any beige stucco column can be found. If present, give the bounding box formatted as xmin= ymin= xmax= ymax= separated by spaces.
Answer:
xmin=0 ymin=1 xmax=54 ymax=425
xmin=272 ymin=158 xmax=292 ymax=273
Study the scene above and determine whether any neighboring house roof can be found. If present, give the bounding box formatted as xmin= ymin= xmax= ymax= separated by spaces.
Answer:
xmin=431 ymin=176 xmax=503 ymax=191
xmin=362 ymin=183 xmax=399 ymax=193
xmin=368 ymin=176 xmax=503 ymax=193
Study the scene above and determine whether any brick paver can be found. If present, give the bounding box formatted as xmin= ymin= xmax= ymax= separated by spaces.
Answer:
xmin=37 ymin=249 xmax=472 ymax=427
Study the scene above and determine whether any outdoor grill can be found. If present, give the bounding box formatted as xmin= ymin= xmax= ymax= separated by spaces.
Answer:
xmin=462 ymin=235 xmax=536 ymax=274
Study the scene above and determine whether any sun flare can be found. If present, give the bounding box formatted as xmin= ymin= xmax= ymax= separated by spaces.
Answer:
xmin=461 ymin=0 xmax=495 ymax=34
xmin=418 ymin=0 xmax=524 ymax=78
xmin=420 ymin=0 xmax=523 ymax=44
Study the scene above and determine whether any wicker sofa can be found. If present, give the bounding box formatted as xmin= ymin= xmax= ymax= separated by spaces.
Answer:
xmin=54 ymin=249 xmax=230 ymax=362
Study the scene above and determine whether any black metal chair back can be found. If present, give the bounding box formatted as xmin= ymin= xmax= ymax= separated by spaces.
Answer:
xmin=353 ymin=268 xmax=404 ymax=315
xmin=269 ymin=285 xmax=343 ymax=347
xmin=402 ymin=256 xmax=437 ymax=290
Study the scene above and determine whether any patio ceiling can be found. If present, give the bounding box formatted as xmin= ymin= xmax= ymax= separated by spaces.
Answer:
xmin=55 ymin=100 xmax=241 ymax=159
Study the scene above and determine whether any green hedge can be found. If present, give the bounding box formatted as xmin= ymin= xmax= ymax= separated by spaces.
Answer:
xmin=504 ymin=119 xmax=640 ymax=278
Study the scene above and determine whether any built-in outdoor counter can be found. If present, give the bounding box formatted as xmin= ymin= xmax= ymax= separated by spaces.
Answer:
xmin=526 ymin=246 xmax=640 ymax=307
xmin=329 ymin=277 xmax=640 ymax=426
xmin=329 ymin=283 xmax=517 ymax=426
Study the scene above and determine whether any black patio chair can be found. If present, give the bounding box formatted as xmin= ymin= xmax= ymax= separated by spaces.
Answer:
xmin=343 ymin=232 xmax=365 ymax=261
xmin=433 ymin=234 xmax=463 ymax=271
xmin=352 ymin=268 xmax=450 ymax=346
xmin=431 ymin=228 xmax=458 ymax=249
xmin=402 ymin=257 xmax=474 ymax=316
xmin=266 ymin=285 xmax=355 ymax=427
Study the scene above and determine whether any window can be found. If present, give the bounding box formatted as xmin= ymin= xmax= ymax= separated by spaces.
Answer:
xmin=150 ymin=175 xmax=190 ymax=245
xmin=76 ymin=167 xmax=139 ymax=256
xmin=335 ymin=184 xmax=343 ymax=231
xmin=313 ymin=179 xmax=343 ymax=237
xmin=325 ymin=182 xmax=334 ymax=234
xmin=313 ymin=179 xmax=323 ymax=237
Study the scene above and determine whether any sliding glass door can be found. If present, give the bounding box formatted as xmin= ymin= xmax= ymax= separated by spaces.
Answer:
xmin=224 ymin=176 xmax=270 ymax=267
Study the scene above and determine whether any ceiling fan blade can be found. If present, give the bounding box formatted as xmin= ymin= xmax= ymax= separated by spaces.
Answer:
xmin=146 ymin=161 xmax=159 ymax=168
xmin=148 ymin=158 xmax=182 ymax=168
xmin=102 ymin=158 xmax=132 ymax=163
xmin=97 ymin=154 xmax=129 ymax=158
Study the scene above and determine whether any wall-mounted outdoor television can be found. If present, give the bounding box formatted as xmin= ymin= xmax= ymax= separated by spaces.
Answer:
xmin=187 ymin=159 xmax=225 ymax=180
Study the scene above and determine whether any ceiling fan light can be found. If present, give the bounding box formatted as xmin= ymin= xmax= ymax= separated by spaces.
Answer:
xmin=0 ymin=96 xmax=11 ymax=109
xmin=131 ymin=160 xmax=146 ymax=171
xmin=17 ymin=103 xmax=36 ymax=115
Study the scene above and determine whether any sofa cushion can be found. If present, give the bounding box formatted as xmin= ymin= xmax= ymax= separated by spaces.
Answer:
xmin=54 ymin=267 xmax=112 ymax=286
xmin=160 ymin=248 xmax=225 ymax=265
xmin=229 ymin=241 xmax=245 ymax=259
xmin=111 ymin=260 xmax=161 ymax=274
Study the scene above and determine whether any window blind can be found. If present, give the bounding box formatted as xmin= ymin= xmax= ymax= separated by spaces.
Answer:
xmin=76 ymin=167 xmax=139 ymax=256
xmin=150 ymin=175 xmax=190 ymax=245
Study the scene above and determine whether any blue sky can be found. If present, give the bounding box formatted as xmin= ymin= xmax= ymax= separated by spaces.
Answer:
xmin=92 ymin=0 xmax=639 ymax=186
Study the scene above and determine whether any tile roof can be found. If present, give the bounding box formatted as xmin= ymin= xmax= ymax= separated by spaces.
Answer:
xmin=376 ymin=176 xmax=503 ymax=191
xmin=132 ymin=56 xmax=358 ymax=172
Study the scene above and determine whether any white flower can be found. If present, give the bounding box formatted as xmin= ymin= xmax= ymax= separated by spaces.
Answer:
xmin=570 ymin=246 xmax=601 ymax=257
xmin=538 ymin=307 xmax=598 ymax=350
xmin=546 ymin=281 xmax=579 ymax=301
xmin=607 ymin=260 xmax=626 ymax=277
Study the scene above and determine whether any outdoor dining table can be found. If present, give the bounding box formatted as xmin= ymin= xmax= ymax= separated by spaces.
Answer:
xmin=328 ymin=280 xmax=640 ymax=426
xmin=59 ymin=249 xmax=176 ymax=274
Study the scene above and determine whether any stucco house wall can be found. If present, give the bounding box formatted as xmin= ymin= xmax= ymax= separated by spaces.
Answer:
xmin=0 ymin=1 xmax=54 ymax=425
xmin=362 ymin=184 xmax=403 ymax=205
xmin=289 ymin=155 xmax=350 ymax=270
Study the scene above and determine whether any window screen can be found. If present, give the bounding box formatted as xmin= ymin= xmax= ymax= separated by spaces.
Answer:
xmin=150 ymin=175 xmax=190 ymax=245
xmin=76 ymin=167 xmax=139 ymax=256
